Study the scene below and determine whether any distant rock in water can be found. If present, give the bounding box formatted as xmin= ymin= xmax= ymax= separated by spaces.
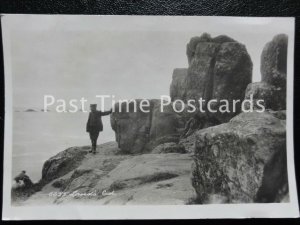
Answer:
xmin=25 ymin=109 xmax=37 ymax=112
xmin=41 ymin=109 xmax=51 ymax=112
xmin=171 ymin=33 xmax=253 ymax=124
xmin=191 ymin=111 xmax=288 ymax=203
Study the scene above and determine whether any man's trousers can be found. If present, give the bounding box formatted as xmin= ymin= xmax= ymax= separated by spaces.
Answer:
xmin=89 ymin=129 xmax=100 ymax=151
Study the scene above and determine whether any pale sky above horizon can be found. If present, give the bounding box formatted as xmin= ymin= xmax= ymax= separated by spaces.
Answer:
xmin=2 ymin=15 xmax=294 ymax=108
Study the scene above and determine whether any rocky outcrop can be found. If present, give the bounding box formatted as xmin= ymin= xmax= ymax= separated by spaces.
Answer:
xmin=110 ymin=100 xmax=156 ymax=154
xmin=111 ymin=33 xmax=254 ymax=154
xmin=110 ymin=100 xmax=188 ymax=154
xmin=244 ymin=82 xmax=286 ymax=111
xmin=14 ymin=32 xmax=290 ymax=206
xmin=171 ymin=33 xmax=253 ymax=124
xmin=245 ymin=34 xmax=288 ymax=111
xmin=19 ymin=142 xmax=195 ymax=205
xmin=179 ymin=132 xmax=197 ymax=153
xmin=261 ymin=34 xmax=288 ymax=88
xmin=11 ymin=182 xmax=40 ymax=202
xmin=12 ymin=146 xmax=91 ymax=203
xmin=267 ymin=109 xmax=286 ymax=120
xmin=112 ymin=33 xmax=254 ymax=154
xmin=148 ymin=102 xmax=187 ymax=148
xmin=191 ymin=111 xmax=288 ymax=203
xmin=42 ymin=146 xmax=90 ymax=183
xmin=152 ymin=142 xmax=186 ymax=154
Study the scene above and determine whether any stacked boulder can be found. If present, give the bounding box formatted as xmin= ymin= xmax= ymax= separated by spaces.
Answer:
xmin=111 ymin=33 xmax=253 ymax=154
xmin=191 ymin=34 xmax=289 ymax=203
xmin=171 ymin=33 xmax=253 ymax=124
xmin=245 ymin=34 xmax=288 ymax=111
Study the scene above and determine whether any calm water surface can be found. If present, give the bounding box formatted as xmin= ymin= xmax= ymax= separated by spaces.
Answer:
xmin=12 ymin=112 xmax=115 ymax=182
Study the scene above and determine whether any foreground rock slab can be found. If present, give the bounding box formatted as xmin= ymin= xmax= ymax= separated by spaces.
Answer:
xmin=17 ymin=142 xmax=196 ymax=205
xmin=191 ymin=111 xmax=288 ymax=203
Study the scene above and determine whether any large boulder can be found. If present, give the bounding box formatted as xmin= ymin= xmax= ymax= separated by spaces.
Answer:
xmin=110 ymin=100 xmax=187 ymax=154
xmin=171 ymin=33 xmax=253 ymax=124
xmin=12 ymin=146 xmax=90 ymax=203
xmin=110 ymin=99 xmax=156 ymax=154
xmin=261 ymin=34 xmax=288 ymax=88
xmin=148 ymin=102 xmax=187 ymax=148
xmin=244 ymin=82 xmax=286 ymax=111
xmin=245 ymin=34 xmax=288 ymax=111
xmin=41 ymin=146 xmax=89 ymax=183
xmin=191 ymin=111 xmax=288 ymax=203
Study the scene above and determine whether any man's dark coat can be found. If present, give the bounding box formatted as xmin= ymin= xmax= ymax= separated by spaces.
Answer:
xmin=86 ymin=110 xmax=111 ymax=133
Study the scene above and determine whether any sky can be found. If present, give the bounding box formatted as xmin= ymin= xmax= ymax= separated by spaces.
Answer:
xmin=2 ymin=15 xmax=294 ymax=109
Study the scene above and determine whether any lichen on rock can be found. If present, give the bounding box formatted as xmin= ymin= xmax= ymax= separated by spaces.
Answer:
xmin=171 ymin=33 xmax=253 ymax=124
xmin=191 ymin=111 xmax=288 ymax=203
xmin=42 ymin=146 xmax=89 ymax=183
xmin=245 ymin=34 xmax=288 ymax=111
xmin=110 ymin=100 xmax=188 ymax=154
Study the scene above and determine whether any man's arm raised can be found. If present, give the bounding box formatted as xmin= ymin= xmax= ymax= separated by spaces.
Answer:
xmin=100 ymin=108 xmax=112 ymax=116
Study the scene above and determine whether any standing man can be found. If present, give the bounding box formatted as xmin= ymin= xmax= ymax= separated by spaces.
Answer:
xmin=86 ymin=104 xmax=112 ymax=154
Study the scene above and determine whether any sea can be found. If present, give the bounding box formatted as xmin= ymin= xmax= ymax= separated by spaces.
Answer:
xmin=12 ymin=111 xmax=115 ymax=182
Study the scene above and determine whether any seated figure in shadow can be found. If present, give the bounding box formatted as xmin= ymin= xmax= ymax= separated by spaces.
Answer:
xmin=14 ymin=170 xmax=33 ymax=189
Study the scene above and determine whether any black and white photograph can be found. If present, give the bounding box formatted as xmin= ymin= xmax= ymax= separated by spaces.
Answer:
xmin=1 ymin=15 xmax=299 ymax=219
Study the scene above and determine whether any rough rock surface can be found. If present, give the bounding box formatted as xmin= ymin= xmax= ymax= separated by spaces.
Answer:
xmin=112 ymin=33 xmax=253 ymax=154
xmin=111 ymin=100 xmax=188 ymax=154
xmin=179 ymin=132 xmax=197 ymax=153
xmin=171 ymin=33 xmax=253 ymax=124
xmin=17 ymin=142 xmax=196 ymax=205
xmin=191 ymin=111 xmax=288 ymax=203
xmin=244 ymin=82 xmax=286 ymax=111
xmin=42 ymin=146 xmax=90 ymax=183
xmin=110 ymin=100 xmax=156 ymax=154
xmin=148 ymin=102 xmax=187 ymax=148
xmin=267 ymin=109 xmax=286 ymax=120
xmin=152 ymin=142 xmax=186 ymax=154
xmin=13 ymin=33 xmax=289 ymax=206
xmin=245 ymin=34 xmax=288 ymax=111
xmin=261 ymin=34 xmax=288 ymax=88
